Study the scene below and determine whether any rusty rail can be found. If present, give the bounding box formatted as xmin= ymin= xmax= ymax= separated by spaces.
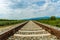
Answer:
xmin=34 ymin=21 xmax=60 ymax=39
xmin=0 ymin=21 xmax=28 ymax=40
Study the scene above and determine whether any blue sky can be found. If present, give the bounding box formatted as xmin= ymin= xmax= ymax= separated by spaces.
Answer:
xmin=0 ymin=0 xmax=60 ymax=19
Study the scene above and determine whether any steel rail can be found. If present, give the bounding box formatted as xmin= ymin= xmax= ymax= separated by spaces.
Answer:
xmin=33 ymin=21 xmax=60 ymax=39
xmin=0 ymin=21 xmax=28 ymax=40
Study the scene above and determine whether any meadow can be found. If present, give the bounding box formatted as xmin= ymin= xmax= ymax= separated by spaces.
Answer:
xmin=36 ymin=17 xmax=60 ymax=27
xmin=0 ymin=19 xmax=26 ymax=26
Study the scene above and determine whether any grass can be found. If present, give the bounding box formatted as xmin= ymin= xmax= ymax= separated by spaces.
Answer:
xmin=0 ymin=19 xmax=26 ymax=27
xmin=0 ymin=19 xmax=26 ymax=31
xmin=36 ymin=18 xmax=60 ymax=27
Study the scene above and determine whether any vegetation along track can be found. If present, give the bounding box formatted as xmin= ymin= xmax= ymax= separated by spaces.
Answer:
xmin=7 ymin=21 xmax=60 ymax=40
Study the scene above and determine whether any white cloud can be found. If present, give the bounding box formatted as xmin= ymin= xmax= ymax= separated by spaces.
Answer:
xmin=0 ymin=0 xmax=60 ymax=19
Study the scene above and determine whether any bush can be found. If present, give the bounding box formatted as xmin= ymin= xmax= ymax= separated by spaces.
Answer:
xmin=50 ymin=16 xmax=56 ymax=20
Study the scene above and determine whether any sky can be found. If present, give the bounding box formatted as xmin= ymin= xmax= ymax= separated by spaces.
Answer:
xmin=0 ymin=0 xmax=60 ymax=19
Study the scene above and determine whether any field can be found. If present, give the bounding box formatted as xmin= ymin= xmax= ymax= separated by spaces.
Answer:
xmin=0 ymin=19 xmax=26 ymax=27
xmin=36 ymin=18 xmax=60 ymax=27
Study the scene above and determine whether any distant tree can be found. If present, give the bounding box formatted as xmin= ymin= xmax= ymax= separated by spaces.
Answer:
xmin=50 ymin=16 xmax=56 ymax=20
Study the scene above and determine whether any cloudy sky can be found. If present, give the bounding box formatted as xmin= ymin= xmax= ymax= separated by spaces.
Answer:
xmin=0 ymin=0 xmax=60 ymax=19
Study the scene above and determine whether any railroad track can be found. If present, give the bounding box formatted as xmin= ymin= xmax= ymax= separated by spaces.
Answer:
xmin=0 ymin=21 xmax=28 ymax=40
xmin=0 ymin=21 xmax=60 ymax=40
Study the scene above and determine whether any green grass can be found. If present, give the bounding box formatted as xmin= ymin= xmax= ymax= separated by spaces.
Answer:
xmin=36 ymin=18 xmax=60 ymax=27
xmin=0 ymin=19 xmax=26 ymax=26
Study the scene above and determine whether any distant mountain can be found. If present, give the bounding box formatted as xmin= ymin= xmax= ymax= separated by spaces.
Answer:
xmin=25 ymin=17 xmax=50 ymax=20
